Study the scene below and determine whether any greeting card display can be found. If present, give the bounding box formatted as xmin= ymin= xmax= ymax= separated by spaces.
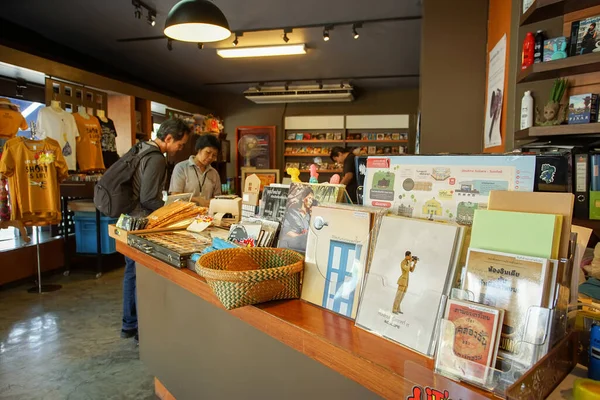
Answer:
xmin=356 ymin=215 xmax=462 ymax=356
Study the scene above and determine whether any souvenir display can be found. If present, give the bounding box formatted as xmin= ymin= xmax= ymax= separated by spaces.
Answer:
xmin=127 ymin=231 xmax=211 ymax=268
xmin=261 ymin=185 xmax=290 ymax=222
xmin=227 ymin=223 xmax=262 ymax=247
xmin=145 ymin=201 xmax=208 ymax=229
xmin=356 ymin=215 xmax=463 ymax=356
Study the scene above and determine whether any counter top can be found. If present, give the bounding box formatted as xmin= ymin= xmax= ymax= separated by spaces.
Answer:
xmin=118 ymin=241 xmax=494 ymax=399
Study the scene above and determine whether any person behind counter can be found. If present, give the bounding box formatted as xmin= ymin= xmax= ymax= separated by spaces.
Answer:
xmin=169 ymin=133 xmax=222 ymax=207
xmin=330 ymin=146 xmax=357 ymax=203
xmin=121 ymin=118 xmax=191 ymax=343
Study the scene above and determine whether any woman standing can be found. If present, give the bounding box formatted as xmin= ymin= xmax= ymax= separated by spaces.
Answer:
xmin=169 ymin=134 xmax=222 ymax=206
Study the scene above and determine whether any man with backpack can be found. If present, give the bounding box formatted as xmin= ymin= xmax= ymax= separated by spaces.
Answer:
xmin=95 ymin=118 xmax=191 ymax=342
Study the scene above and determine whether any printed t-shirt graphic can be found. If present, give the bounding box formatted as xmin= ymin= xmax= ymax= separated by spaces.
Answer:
xmin=73 ymin=113 xmax=105 ymax=172
xmin=0 ymin=108 xmax=28 ymax=138
xmin=0 ymin=137 xmax=68 ymax=223
xmin=37 ymin=107 xmax=79 ymax=170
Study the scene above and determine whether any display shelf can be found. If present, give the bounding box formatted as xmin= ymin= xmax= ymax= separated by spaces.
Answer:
xmin=517 ymin=52 xmax=600 ymax=83
xmin=345 ymin=140 xmax=408 ymax=144
xmin=118 ymin=242 xmax=495 ymax=400
xmin=284 ymin=153 xmax=330 ymax=157
xmin=284 ymin=140 xmax=344 ymax=144
xmin=298 ymin=169 xmax=342 ymax=173
xmin=572 ymin=217 xmax=600 ymax=231
xmin=520 ymin=0 xmax=599 ymax=26
xmin=515 ymin=123 xmax=600 ymax=138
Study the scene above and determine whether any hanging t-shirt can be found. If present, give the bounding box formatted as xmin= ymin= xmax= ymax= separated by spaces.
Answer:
xmin=73 ymin=113 xmax=105 ymax=172
xmin=37 ymin=107 xmax=79 ymax=171
xmin=98 ymin=117 xmax=119 ymax=168
xmin=0 ymin=107 xmax=28 ymax=138
xmin=0 ymin=137 xmax=68 ymax=223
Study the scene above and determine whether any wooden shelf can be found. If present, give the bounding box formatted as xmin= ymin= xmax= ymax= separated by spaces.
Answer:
xmin=284 ymin=140 xmax=343 ymax=144
xmin=520 ymin=0 xmax=600 ymax=26
xmin=284 ymin=153 xmax=330 ymax=157
xmin=573 ymin=218 xmax=600 ymax=231
xmin=518 ymin=52 xmax=600 ymax=83
xmin=298 ymin=169 xmax=342 ymax=173
xmin=515 ymin=123 xmax=600 ymax=138
xmin=346 ymin=140 xmax=408 ymax=144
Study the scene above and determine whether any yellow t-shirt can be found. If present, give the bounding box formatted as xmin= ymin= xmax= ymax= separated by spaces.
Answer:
xmin=0 ymin=108 xmax=28 ymax=138
xmin=73 ymin=113 xmax=105 ymax=172
xmin=0 ymin=137 xmax=68 ymax=223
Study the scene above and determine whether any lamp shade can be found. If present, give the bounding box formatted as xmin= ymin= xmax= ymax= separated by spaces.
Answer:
xmin=164 ymin=0 xmax=231 ymax=43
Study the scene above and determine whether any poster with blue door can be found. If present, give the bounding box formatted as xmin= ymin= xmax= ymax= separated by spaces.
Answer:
xmin=322 ymin=241 xmax=362 ymax=317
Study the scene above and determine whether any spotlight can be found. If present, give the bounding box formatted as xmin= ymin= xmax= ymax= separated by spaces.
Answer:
xmin=323 ymin=27 xmax=330 ymax=41
xmin=197 ymin=43 xmax=204 ymax=50
xmin=134 ymin=5 xmax=142 ymax=19
xmin=317 ymin=81 xmax=323 ymax=89
xmin=352 ymin=23 xmax=361 ymax=39
xmin=233 ymin=33 xmax=239 ymax=46
xmin=167 ymin=39 xmax=173 ymax=51
xmin=282 ymin=33 xmax=289 ymax=43
xmin=147 ymin=10 xmax=156 ymax=26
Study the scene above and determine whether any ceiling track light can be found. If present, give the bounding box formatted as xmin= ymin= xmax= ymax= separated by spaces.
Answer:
xmin=233 ymin=32 xmax=239 ymax=46
xmin=323 ymin=26 xmax=330 ymax=41
xmin=167 ymin=39 xmax=173 ymax=51
xmin=282 ymin=28 xmax=292 ymax=44
xmin=352 ymin=23 xmax=362 ymax=39
xmin=317 ymin=80 xmax=323 ymax=89
xmin=147 ymin=10 xmax=156 ymax=26
xmin=197 ymin=43 xmax=204 ymax=49
xmin=282 ymin=33 xmax=289 ymax=43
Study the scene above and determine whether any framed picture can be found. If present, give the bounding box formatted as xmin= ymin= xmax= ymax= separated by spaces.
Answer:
xmin=241 ymin=168 xmax=280 ymax=193
xmin=235 ymin=126 xmax=277 ymax=171
xmin=219 ymin=139 xmax=231 ymax=163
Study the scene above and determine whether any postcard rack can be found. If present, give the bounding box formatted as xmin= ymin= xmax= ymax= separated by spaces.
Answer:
xmin=434 ymin=248 xmax=578 ymax=399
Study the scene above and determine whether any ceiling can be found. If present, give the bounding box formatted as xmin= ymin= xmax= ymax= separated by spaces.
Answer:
xmin=1 ymin=0 xmax=422 ymax=102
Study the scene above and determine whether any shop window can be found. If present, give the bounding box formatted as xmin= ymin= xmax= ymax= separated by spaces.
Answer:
xmin=52 ymin=83 xmax=60 ymax=95
xmin=86 ymin=92 xmax=93 ymax=102
xmin=65 ymin=103 xmax=73 ymax=113
xmin=75 ymin=89 xmax=82 ymax=101
xmin=152 ymin=122 xmax=161 ymax=140
xmin=64 ymin=86 xmax=72 ymax=97
xmin=3 ymin=97 xmax=45 ymax=139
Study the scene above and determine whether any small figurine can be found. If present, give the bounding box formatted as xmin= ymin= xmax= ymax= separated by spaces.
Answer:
xmin=309 ymin=164 xmax=319 ymax=184
xmin=286 ymin=167 xmax=301 ymax=183
xmin=535 ymin=78 xmax=568 ymax=126
xmin=329 ymin=174 xmax=341 ymax=184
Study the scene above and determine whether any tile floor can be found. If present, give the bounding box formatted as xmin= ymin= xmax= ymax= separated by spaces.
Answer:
xmin=0 ymin=268 xmax=155 ymax=400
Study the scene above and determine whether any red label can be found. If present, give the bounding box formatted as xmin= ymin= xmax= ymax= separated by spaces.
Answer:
xmin=367 ymin=158 xmax=390 ymax=169
xmin=449 ymin=178 xmax=456 ymax=185
xmin=407 ymin=385 xmax=452 ymax=400
xmin=371 ymin=201 xmax=392 ymax=208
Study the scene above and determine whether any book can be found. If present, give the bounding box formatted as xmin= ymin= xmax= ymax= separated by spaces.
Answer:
xmin=436 ymin=299 xmax=504 ymax=384
xmin=376 ymin=133 xmax=385 ymax=141
xmin=470 ymin=209 xmax=562 ymax=259
xmin=356 ymin=215 xmax=461 ymax=356
xmin=277 ymin=183 xmax=345 ymax=253
xmin=286 ymin=133 xmax=296 ymax=140
xmin=574 ymin=15 xmax=600 ymax=55
xmin=302 ymin=205 xmax=374 ymax=318
xmin=261 ymin=185 xmax=290 ymax=223
xmin=227 ymin=223 xmax=262 ymax=247
xmin=334 ymin=133 xmax=342 ymax=140
xmin=462 ymin=248 xmax=550 ymax=365
xmin=569 ymin=20 xmax=581 ymax=57
xmin=326 ymin=133 xmax=334 ymax=140
xmin=487 ymin=191 xmax=574 ymax=260
xmin=392 ymin=133 xmax=401 ymax=140
xmin=568 ymin=93 xmax=599 ymax=124
xmin=295 ymin=133 xmax=304 ymax=141
xmin=368 ymin=146 xmax=376 ymax=155
xmin=543 ymin=37 xmax=568 ymax=62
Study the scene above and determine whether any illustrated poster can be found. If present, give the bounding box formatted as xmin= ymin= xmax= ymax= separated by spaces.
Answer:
xmin=484 ymin=34 xmax=506 ymax=149
xmin=363 ymin=155 xmax=536 ymax=225
xmin=356 ymin=215 xmax=460 ymax=356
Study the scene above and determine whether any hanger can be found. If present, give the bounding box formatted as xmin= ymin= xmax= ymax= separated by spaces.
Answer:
xmin=96 ymin=109 xmax=108 ymax=123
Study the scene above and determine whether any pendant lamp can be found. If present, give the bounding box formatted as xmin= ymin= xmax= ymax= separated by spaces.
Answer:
xmin=164 ymin=0 xmax=231 ymax=43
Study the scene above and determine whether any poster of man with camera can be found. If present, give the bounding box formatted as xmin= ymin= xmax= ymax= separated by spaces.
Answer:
xmin=392 ymin=251 xmax=418 ymax=314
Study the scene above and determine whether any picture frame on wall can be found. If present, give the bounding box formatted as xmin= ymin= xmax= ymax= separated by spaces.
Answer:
xmin=235 ymin=126 xmax=277 ymax=171
xmin=220 ymin=139 xmax=231 ymax=163
xmin=241 ymin=168 xmax=280 ymax=192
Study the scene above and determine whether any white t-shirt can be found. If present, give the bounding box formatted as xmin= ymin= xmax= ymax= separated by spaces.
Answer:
xmin=37 ymin=107 xmax=79 ymax=170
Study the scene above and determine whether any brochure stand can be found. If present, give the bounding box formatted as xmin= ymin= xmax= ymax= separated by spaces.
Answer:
xmin=435 ymin=245 xmax=578 ymax=398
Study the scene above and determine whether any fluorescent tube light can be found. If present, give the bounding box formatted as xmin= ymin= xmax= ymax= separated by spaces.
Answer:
xmin=217 ymin=44 xmax=306 ymax=58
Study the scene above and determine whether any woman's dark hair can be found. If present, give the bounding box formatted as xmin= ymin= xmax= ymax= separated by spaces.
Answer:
xmin=330 ymin=146 xmax=349 ymax=162
xmin=156 ymin=118 xmax=191 ymax=141
xmin=195 ymin=134 xmax=222 ymax=152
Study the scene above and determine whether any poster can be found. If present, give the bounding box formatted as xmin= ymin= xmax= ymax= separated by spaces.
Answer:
xmin=484 ymin=35 xmax=506 ymax=149
xmin=363 ymin=155 xmax=536 ymax=225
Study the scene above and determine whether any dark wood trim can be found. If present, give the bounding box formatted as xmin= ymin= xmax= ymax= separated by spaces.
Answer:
xmin=518 ymin=52 xmax=600 ymax=84
xmin=520 ymin=0 xmax=600 ymax=26
xmin=515 ymin=123 xmax=600 ymax=138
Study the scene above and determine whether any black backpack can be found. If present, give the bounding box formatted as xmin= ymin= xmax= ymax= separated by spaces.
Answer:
xmin=94 ymin=142 xmax=162 ymax=218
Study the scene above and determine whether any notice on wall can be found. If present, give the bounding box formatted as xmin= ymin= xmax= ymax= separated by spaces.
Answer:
xmin=484 ymin=34 xmax=507 ymax=149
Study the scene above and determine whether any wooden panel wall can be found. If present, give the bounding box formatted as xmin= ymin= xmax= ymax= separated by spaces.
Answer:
xmin=108 ymin=94 xmax=135 ymax=156
xmin=484 ymin=0 xmax=513 ymax=153
xmin=0 ymin=239 xmax=64 ymax=286
xmin=45 ymin=78 xmax=107 ymax=114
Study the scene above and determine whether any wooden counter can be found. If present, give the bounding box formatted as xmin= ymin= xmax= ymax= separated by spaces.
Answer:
xmin=118 ymin=241 xmax=495 ymax=399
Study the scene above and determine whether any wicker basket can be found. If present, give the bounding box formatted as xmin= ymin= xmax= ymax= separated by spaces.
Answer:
xmin=195 ymin=248 xmax=304 ymax=310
